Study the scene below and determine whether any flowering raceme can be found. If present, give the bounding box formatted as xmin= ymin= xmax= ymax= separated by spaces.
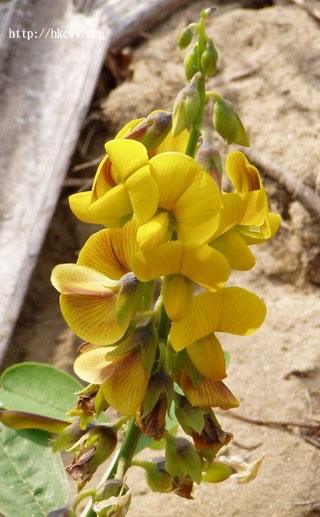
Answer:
xmin=1 ymin=10 xmax=281 ymax=511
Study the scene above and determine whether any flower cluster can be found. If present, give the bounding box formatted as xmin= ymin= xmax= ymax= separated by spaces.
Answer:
xmin=50 ymin=8 xmax=280 ymax=506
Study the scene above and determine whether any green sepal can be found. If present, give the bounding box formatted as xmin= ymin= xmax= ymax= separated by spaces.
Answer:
xmin=115 ymin=273 xmax=144 ymax=325
xmin=165 ymin=434 xmax=202 ymax=484
xmin=174 ymin=396 xmax=204 ymax=435
xmin=53 ymin=419 xmax=90 ymax=452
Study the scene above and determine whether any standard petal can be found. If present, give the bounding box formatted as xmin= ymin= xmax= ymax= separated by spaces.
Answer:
xmin=60 ymin=292 xmax=129 ymax=345
xmin=51 ymin=264 xmax=119 ymax=295
xmin=77 ymin=221 xmax=138 ymax=279
xmin=101 ymin=351 xmax=148 ymax=415
xmin=105 ymin=139 xmax=149 ymax=181
xmin=226 ymin=152 xmax=261 ymax=194
xmin=211 ymin=229 xmax=256 ymax=271
xmin=174 ymin=172 xmax=222 ymax=242
xmin=132 ymin=241 xmax=230 ymax=290
xmin=150 ymin=152 xmax=201 ymax=209
xmin=125 ymin=165 xmax=159 ymax=225
xmin=155 ymin=128 xmax=190 ymax=153
xmin=91 ymin=155 xmax=114 ymax=201
xmin=187 ymin=334 xmax=227 ymax=381
xmin=170 ymin=287 xmax=267 ymax=351
xmin=74 ymin=346 xmax=114 ymax=384
xmin=180 ymin=371 xmax=239 ymax=409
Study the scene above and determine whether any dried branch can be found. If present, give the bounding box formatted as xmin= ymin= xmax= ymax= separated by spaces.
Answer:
xmin=288 ymin=0 xmax=320 ymax=23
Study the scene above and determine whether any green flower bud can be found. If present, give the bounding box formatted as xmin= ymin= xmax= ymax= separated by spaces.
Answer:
xmin=196 ymin=137 xmax=223 ymax=187
xmin=184 ymin=45 xmax=198 ymax=81
xmin=178 ymin=26 xmax=193 ymax=50
xmin=172 ymin=73 xmax=201 ymax=136
xmin=213 ymin=95 xmax=250 ymax=146
xmin=165 ymin=434 xmax=202 ymax=484
xmin=201 ymin=39 xmax=218 ymax=76
xmin=144 ymin=458 xmax=174 ymax=493
xmin=125 ymin=111 xmax=172 ymax=151
xmin=116 ymin=272 xmax=144 ymax=325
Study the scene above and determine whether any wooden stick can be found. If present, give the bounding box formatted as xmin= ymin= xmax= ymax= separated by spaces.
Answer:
xmin=288 ymin=0 xmax=320 ymax=23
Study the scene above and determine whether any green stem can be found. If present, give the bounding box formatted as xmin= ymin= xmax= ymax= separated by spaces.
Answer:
xmin=184 ymin=12 xmax=208 ymax=158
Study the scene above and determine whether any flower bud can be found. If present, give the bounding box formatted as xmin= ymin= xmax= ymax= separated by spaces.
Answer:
xmin=196 ymin=137 xmax=223 ymax=187
xmin=116 ymin=272 xmax=144 ymax=325
xmin=184 ymin=45 xmax=198 ymax=81
xmin=125 ymin=111 xmax=172 ymax=151
xmin=213 ymin=95 xmax=250 ymax=146
xmin=95 ymin=479 xmax=128 ymax=501
xmin=144 ymin=458 xmax=174 ymax=493
xmin=201 ymin=38 xmax=218 ymax=76
xmin=172 ymin=73 xmax=201 ymax=136
xmin=178 ymin=26 xmax=193 ymax=50
xmin=165 ymin=434 xmax=202 ymax=484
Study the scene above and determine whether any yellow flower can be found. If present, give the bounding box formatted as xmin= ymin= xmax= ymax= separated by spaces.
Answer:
xmin=69 ymin=139 xmax=159 ymax=228
xmin=74 ymin=344 xmax=148 ymax=415
xmin=132 ymin=241 xmax=230 ymax=321
xmin=69 ymin=111 xmax=190 ymax=228
xmin=170 ymin=287 xmax=267 ymax=381
xmin=51 ymin=220 xmax=139 ymax=345
xmin=137 ymin=152 xmax=222 ymax=249
xmin=210 ymin=151 xmax=280 ymax=270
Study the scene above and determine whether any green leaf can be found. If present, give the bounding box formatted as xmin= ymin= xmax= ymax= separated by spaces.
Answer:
xmin=0 ymin=426 xmax=70 ymax=516
xmin=0 ymin=363 xmax=82 ymax=420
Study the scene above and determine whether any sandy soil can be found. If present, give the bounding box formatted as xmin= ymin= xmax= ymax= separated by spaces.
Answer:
xmin=2 ymin=1 xmax=320 ymax=516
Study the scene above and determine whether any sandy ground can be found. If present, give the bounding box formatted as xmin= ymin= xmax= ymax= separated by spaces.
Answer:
xmin=2 ymin=1 xmax=320 ymax=516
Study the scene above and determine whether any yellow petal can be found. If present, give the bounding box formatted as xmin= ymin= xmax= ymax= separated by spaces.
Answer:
xmin=150 ymin=152 xmax=200 ymax=210
xmin=155 ymin=127 xmax=190 ymax=153
xmin=74 ymin=346 xmax=115 ymax=384
xmin=91 ymin=155 xmax=114 ymax=201
xmin=170 ymin=287 xmax=267 ymax=351
xmin=51 ymin=264 xmax=119 ymax=295
xmin=125 ymin=165 xmax=159 ymax=225
xmin=187 ymin=334 xmax=226 ymax=381
xmin=77 ymin=221 xmax=138 ymax=279
xmin=59 ymin=292 xmax=129 ymax=345
xmin=101 ymin=351 xmax=148 ymax=415
xmin=162 ymin=274 xmax=193 ymax=322
xmin=132 ymin=241 xmax=230 ymax=290
xmin=211 ymin=229 xmax=256 ymax=271
xmin=88 ymin=184 xmax=132 ymax=226
xmin=213 ymin=192 xmax=246 ymax=238
xmin=136 ymin=212 xmax=171 ymax=250
xmin=241 ymin=212 xmax=281 ymax=244
xmin=180 ymin=371 xmax=239 ymax=409
xmin=226 ymin=152 xmax=261 ymax=194
xmin=69 ymin=191 xmax=97 ymax=224
xmin=240 ymin=190 xmax=267 ymax=226
xmin=115 ymin=117 xmax=144 ymax=139
xmin=174 ymin=171 xmax=221 ymax=242
xmin=105 ymin=139 xmax=149 ymax=182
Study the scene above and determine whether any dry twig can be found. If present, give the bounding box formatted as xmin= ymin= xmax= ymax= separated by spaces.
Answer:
xmin=288 ymin=0 xmax=320 ymax=22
